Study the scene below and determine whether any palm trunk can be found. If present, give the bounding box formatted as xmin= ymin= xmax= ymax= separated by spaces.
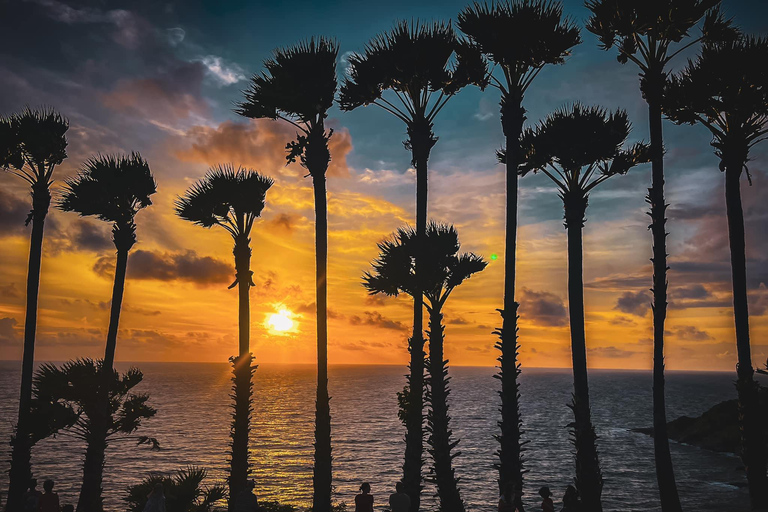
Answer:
xmin=229 ymin=236 xmax=253 ymax=511
xmin=564 ymin=194 xmax=602 ymax=512
xmin=724 ymin=163 xmax=768 ymax=509
xmin=497 ymin=94 xmax=526 ymax=511
xmin=426 ymin=309 xmax=464 ymax=512
xmin=311 ymin=160 xmax=332 ymax=512
xmin=6 ymin=183 xmax=49 ymax=512
xmin=646 ymin=76 xmax=682 ymax=512
xmin=77 ymin=243 xmax=130 ymax=512
xmin=402 ymin=117 xmax=435 ymax=512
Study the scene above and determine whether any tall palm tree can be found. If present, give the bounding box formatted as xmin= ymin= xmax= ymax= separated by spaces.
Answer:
xmin=1 ymin=107 xmax=68 ymax=512
xmin=340 ymin=23 xmax=486 ymax=510
xmin=236 ymin=38 xmax=338 ymax=512
xmin=457 ymin=3 xmax=580 ymax=504
xmin=664 ymin=35 xmax=768 ymax=509
xmin=363 ymin=222 xmax=487 ymax=512
xmin=518 ymin=104 xmax=650 ymax=512
xmin=58 ymin=153 xmax=156 ymax=511
xmin=584 ymin=4 xmax=737 ymax=510
xmin=176 ymin=165 xmax=273 ymax=510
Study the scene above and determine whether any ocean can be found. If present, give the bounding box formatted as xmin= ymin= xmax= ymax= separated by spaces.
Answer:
xmin=0 ymin=362 xmax=751 ymax=511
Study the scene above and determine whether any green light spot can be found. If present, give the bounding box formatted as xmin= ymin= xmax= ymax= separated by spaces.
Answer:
xmin=490 ymin=253 xmax=498 ymax=261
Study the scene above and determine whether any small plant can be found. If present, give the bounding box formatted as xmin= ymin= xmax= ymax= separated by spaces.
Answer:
xmin=125 ymin=467 xmax=226 ymax=512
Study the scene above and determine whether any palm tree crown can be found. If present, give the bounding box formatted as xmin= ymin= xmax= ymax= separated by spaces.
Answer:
xmin=664 ymin=35 xmax=768 ymax=174
xmin=339 ymin=21 xmax=487 ymax=124
xmin=363 ymin=222 xmax=487 ymax=310
xmin=1 ymin=107 xmax=68 ymax=188
xmin=175 ymin=164 xmax=274 ymax=239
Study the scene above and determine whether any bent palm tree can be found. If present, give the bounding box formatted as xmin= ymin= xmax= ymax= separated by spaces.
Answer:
xmin=236 ymin=38 xmax=338 ymax=512
xmin=1 ymin=107 xmax=68 ymax=512
xmin=340 ymin=23 xmax=486 ymax=509
xmin=176 ymin=166 xmax=273 ymax=509
xmin=585 ymin=4 xmax=736 ymax=509
xmin=59 ymin=153 xmax=156 ymax=511
xmin=364 ymin=223 xmax=486 ymax=512
xmin=664 ymin=35 xmax=768 ymax=508
xmin=457 ymin=3 xmax=580 ymax=503
xmin=519 ymin=104 xmax=650 ymax=512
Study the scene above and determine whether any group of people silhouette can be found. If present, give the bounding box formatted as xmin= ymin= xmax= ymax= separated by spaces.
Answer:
xmin=18 ymin=479 xmax=72 ymax=512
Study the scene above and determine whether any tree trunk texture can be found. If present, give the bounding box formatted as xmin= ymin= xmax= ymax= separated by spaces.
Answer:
xmin=76 ymin=412 xmax=108 ymax=512
xmin=497 ymin=93 xmax=526 ymax=511
xmin=426 ymin=309 xmax=465 ymax=512
xmin=724 ymin=162 xmax=768 ymax=509
xmin=564 ymin=194 xmax=602 ymax=512
xmin=646 ymin=75 xmax=682 ymax=512
xmin=6 ymin=183 xmax=49 ymax=512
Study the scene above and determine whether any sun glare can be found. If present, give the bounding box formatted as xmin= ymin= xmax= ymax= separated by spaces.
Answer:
xmin=267 ymin=309 xmax=294 ymax=333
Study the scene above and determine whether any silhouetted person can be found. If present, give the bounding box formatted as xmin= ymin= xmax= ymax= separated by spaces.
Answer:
xmin=539 ymin=486 xmax=554 ymax=512
xmin=233 ymin=480 xmax=259 ymax=512
xmin=62 ymin=505 xmax=74 ymax=512
xmin=561 ymin=485 xmax=581 ymax=512
xmin=23 ymin=479 xmax=41 ymax=512
xmin=143 ymin=483 xmax=166 ymax=512
xmin=39 ymin=480 xmax=60 ymax=512
xmin=498 ymin=484 xmax=519 ymax=512
xmin=389 ymin=482 xmax=410 ymax=512
xmin=355 ymin=482 xmax=373 ymax=512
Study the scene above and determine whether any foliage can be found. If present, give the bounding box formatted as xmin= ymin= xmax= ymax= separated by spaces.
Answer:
xmin=363 ymin=222 xmax=487 ymax=312
xmin=125 ymin=467 xmax=226 ymax=512
xmin=30 ymin=359 xmax=157 ymax=445
xmin=0 ymin=107 xmax=68 ymax=184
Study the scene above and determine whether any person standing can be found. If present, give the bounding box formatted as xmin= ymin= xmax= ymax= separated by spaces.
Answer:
xmin=233 ymin=480 xmax=260 ymax=512
xmin=389 ymin=482 xmax=410 ymax=512
xmin=355 ymin=482 xmax=374 ymax=512
xmin=22 ymin=479 xmax=41 ymax=512
xmin=539 ymin=486 xmax=554 ymax=512
xmin=38 ymin=480 xmax=60 ymax=512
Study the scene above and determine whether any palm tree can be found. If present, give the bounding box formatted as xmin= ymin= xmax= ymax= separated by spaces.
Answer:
xmin=125 ymin=466 xmax=226 ymax=512
xmin=363 ymin=222 xmax=487 ymax=512
xmin=1 ymin=107 xmax=68 ymax=512
xmin=457 ymin=3 xmax=580 ymax=503
xmin=340 ymin=23 xmax=486 ymax=509
xmin=518 ymin=104 xmax=650 ymax=512
xmin=664 ymin=35 xmax=768 ymax=508
xmin=58 ymin=153 xmax=156 ymax=511
xmin=584 ymin=4 xmax=736 ymax=509
xmin=176 ymin=165 xmax=274 ymax=510
xmin=236 ymin=38 xmax=338 ymax=512
xmin=31 ymin=359 xmax=158 ymax=505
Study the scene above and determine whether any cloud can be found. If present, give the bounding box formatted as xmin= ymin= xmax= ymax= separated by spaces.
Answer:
xmin=265 ymin=213 xmax=304 ymax=234
xmin=446 ymin=316 xmax=471 ymax=325
xmin=671 ymin=284 xmax=711 ymax=300
xmin=609 ymin=315 xmax=637 ymax=326
xmin=67 ymin=220 xmax=113 ymax=252
xmin=349 ymin=311 xmax=408 ymax=331
xmin=589 ymin=346 xmax=638 ymax=359
xmin=296 ymin=302 xmax=344 ymax=319
xmin=166 ymin=27 xmax=185 ymax=46
xmin=93 ymin=250 xmax=232 ymax=285
xmin=0 ymin=317 xmax=19 ymax=346
xmin=0 ymin=189 xmax=29 ymax=234
xmin=175 ymin=119 xmax=352 ymax=178
xmin=199 ymin=55 xmax=246 ymax=86
xmin=667 ymin=325 xmax=714 ymax=342
xmin=615 ymin=290 xmax=650 ymax=316
xmin=519 ymin=288 xmax=567 ymax=326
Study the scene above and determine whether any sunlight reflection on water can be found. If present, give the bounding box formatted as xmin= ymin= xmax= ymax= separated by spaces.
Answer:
xmin=0 ymin=363 xmax=751 ymax=511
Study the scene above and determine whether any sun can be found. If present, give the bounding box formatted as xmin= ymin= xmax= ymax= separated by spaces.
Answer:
xmin=267 ymin=309 xmax=294 ymax=333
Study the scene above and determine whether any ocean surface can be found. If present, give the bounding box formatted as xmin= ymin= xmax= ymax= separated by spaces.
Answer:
xmin=0 ymin=363 xmax=751 ymax=511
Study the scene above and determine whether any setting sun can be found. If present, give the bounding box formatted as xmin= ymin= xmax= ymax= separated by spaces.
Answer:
xmin=267 ymin=309 xmax=294 ymax=332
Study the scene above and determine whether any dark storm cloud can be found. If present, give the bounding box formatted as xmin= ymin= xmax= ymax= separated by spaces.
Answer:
xmin=349 ymin=311 xmax=407 ymax=331
xmin=666 ymin=325 xmax=713 ymax=342
xmin=0 ymin=189 xmax=30 ymax=235
xmin=518 ymin=288 xmax=568 ymax=327
xmin=93 ymin=249 xmax=232 ymax=285
xmin=0 ymin=317 xmax=19 ymax=346
xmin=68 ymin=220 xmax=113 ymax=252
xmin=614 ymin=290 xmax=650 ymax=317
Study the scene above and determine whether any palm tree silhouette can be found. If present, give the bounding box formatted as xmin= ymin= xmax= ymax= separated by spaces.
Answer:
xmin=0 ymin=107 xmax=68 ymax=512
xmin=584 ymin=4 xmax=738 ymax=510
xmin=664 ymin=34 xmax=768 ymax=508
xmin=518 ymin=104 xmax=650 ymax=512
xmin=125 ymin=466 xmax=226 ymax=512
xmin=457 ymin=2 xmax=580 ymax=504
xmin=340 ymin=22 xmax=486 ymax=509
xmin=58 ymin=153 xmax=156 ymax=511
xmin=176 ymin=165 xmax=273 ymax=510
xmin=236 ymin=38 xmax=338 ymax=512
xmin=364 ymin=222 xmax=486 ymax=512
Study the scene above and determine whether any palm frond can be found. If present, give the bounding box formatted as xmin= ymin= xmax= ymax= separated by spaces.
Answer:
xmin=0 ymin=116 xmax=23 ymax=170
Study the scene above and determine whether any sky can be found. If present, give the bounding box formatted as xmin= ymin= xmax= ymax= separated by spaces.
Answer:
xmin=0 ymin=0 xmax=767 ymax=370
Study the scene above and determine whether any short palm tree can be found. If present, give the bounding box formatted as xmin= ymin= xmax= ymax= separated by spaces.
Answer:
xmin=340 ymin=23 xmax=486 ymax=509
xmin=176 ymin=165 xmax=273 ymax=510
xmin=457 ymin=2 xmax=580 ymax=503
xmin=58 ymin=153 xmax=157 ymax=512
xmin=364 ymin=222 xmax=487 ymax=512
xmin=664 ymin=35 xmax=768 ymax=508
xmin=125 ymin=466 xmax=226 ymax=512
xmin=236 ymin=38 xmax=338 ymax=512
xmin=585 ymin=4 xmax=736 ymax=509
xmin=519 ymin=104 xmax=650 ymax=512
xmin=1 ymin=107 xmax=68 ymax=512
